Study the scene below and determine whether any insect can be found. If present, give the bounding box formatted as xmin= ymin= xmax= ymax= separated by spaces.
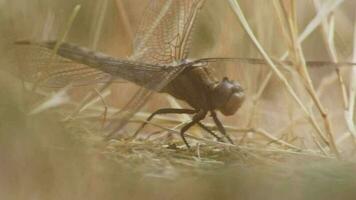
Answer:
xmin=15 ymin=0 xmax=355 ymax=148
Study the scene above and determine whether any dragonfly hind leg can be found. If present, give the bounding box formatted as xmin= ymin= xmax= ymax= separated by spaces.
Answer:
xmin=132 ymin=108 xmax=196 ymax=139
xmin=132 ymin=108 xmax=225 ymax=149
xmin=180 ymin=110 xmax=207 ymax=149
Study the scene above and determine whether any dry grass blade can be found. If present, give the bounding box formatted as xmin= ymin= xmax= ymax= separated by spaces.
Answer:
xmin=242 ymin=0 xmax=346 ymax=148
xmin=63 ymin=2 xmax=113 ymax=121
xmin=345 ymin=15 xmax=356 ymax=142
xmin=314 ymin=0 xmax=356 ymax=146
xmin=226 ymin=0 xmax=334 ymax=154
xmin=53 ymin=5 xmax=81 ymax=53
xmin=314 ymin=0 xmax=349 ymax=108
xmin=29 ymin=4 xmax=81 ymax=90
xmin=29 ymin=84 xmax=72 ymax=115
xmin=89 ymin=0 xmax=109 ymax=50
xmin=115 ymin=0 xmax=134 ymax=43
xmin=78 ymin=89 xmax=110 ymax=113
xmin=145 ymin=120 xmax=301 ymax=151
xmin=63 ymin=81 xmax=113 ymax=121
xmin=280 ymin=0 xmax=344 ymax=60
xmin=273 ymin=0 xmax=341 ymax=158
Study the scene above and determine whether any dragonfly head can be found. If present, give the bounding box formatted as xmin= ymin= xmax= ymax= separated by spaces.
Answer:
xmin=212 ymin=77 xmax=245 ymax=116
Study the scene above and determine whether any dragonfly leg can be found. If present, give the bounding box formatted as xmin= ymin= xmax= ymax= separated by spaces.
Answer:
xmin=132 ymin=108 xmax=196 ymax=138
xmin=211 ymin=110 xmax=234 ymax=144
xmin=180 ymin=110 xmax=207 ymax=149
xmin=197 ymin=122 xmax=223 ymax=142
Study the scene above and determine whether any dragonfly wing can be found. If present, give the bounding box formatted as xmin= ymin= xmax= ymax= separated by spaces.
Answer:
xmin=14 ymin=0 xmax=208 ymax=136
xmin=106 ymin=65 xmax=184 ymax=136
xmin=14 ymin=43 xmax=117 ymax=88
xmin=132 ymin=0 xmax=206 ymax=64
xmin=14 ymin=41 xmax=186 ymax=88
xmin=108 ymin=0 xmax=207 ymax=136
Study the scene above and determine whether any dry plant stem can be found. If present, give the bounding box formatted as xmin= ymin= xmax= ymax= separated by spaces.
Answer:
xmin=280 ymin=0 xmax=345 ymax=60
xmin=240 ymin=72 xmax=273 ymax=144
xmin=314 ymin=0 xmax=356 ymax=146
xmin=313 ymin=136 xmax=329 ymax=156
xmin=32 ymin=5 xmax=81 ymax=91
xmin=255 ymin=128 xmax=301 ymax=151
xmin=336 ymin=131 xmax=352 ymax=145
xmin=29 ymin=85 xmax=72 ymax=115
xmin=64 ymin=1 xmax=113 ymax=121
xmin=327 ymin=17 xmax=349 ymax=107
xmin=282 ymin=0 xmax=346 ymax=98
xmin=240 ymin=0 xmax=345 ymax=149
xmin=275 ymin=116 xmax=329 ymax=156
xmin=235 ymin=0 xmax=343 ymax=152
xmin=146 ymin=120 xmax=302 ymax=151
xmin=93 ymin=88 xmax=109 ymax=128
xmin=275 ymin=0 xmax=340 ymax=158
xmin=316 ymin=73 xmax=338 ymax=97
xmin=251 ymin=0 xmax=343 ymax=101
xmin=54 ymin=5 xmax=82 ymax=53
xmin=227 ymin=0 xmax=333 ymax=154
xmin=115 ymin=0 xmax=134 ymax=43
xmin=130 ymin=114 xmax=300 ymax=150
xmin=329 ymin=18 xmax=356 ymax=145
xmin=239 ymin=101 xmax=257 ymax=144
xmin=78 ymin=90 xmax=111 ymax=113
xmin=90 ymin=0 xmax=109 ymax=50
xmin=315 ymin=1 xmax=351 ymax=115
xmin=239 ymin=146 xmax=332 ymax=159
xmin=276 ymin=0 xmax=295 ymax=58
xmin=345 ymin=15 xmax=356 ymax=142
xmin=64 ymin=77 xmax=113 ymax=122
xmin=285 ymin=88 xmax=296 ymax=142
xmin=315 ymin=0 xmax=356 ymax=146
xmin=313 ymin=0 xmax=349 ymax=108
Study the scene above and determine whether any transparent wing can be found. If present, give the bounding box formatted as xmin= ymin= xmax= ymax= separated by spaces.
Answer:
xmin=14 ymin=41 xmax=185 ymax=88
xmin=132 ymin=0 xmax=206 ymax=64
xmin=108 ymin=0 xmax=207 ymax=136
xmin=13 ymin=0 xmax=207 ymax=137
xmin=14 ymin=44 xmax=115 ymax=88
xmin=106 ymin=65 xmax=184 ymax=137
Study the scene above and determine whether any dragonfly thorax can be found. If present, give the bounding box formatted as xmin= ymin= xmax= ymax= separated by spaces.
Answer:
xmin=210 ymin=77 xmax=245 ymax=116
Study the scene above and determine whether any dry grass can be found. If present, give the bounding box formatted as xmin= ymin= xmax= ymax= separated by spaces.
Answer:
xmin=1 ymin=0 xmax=356 ymax=199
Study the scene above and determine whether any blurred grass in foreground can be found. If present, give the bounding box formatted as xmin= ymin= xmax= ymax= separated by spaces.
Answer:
xmin=0 ymin=75 xmax=355 ymax=200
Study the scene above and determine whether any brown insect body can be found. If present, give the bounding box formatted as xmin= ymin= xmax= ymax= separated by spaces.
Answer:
xmin=16 ymin=0 xmax=245 ymax=148
xmin=15 ymin=0 xmax=356 ymax=148
xmin=162 ymin=64 xmax=245 ymax=116
xmin=28 ymin=40 xmax=245 ymax=118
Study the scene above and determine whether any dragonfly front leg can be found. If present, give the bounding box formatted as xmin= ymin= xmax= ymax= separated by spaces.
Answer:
xmin=180 ymin=110 xmax=207 ymax=149
xmin=132 ymin=108 xmax=196 ymax=138
xmin=211 ymin=110 xmax=234 ymax=144
xmin=197 ymin=122 xmax=224 ymax=142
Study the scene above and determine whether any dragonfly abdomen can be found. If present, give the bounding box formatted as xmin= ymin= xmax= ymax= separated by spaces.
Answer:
xmin=42 ymin=41 xmax=125 ymax=70
xmin=17 ymin=41 xmax=174 ymax=89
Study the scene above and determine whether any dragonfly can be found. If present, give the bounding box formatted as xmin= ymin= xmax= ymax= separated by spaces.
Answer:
xmin=14 ymin=0 xmax=355 ymax=148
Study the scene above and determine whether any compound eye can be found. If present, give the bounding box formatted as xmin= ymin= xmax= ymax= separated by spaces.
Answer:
xmin=230 ymin=82 xmax=243 ymax=92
